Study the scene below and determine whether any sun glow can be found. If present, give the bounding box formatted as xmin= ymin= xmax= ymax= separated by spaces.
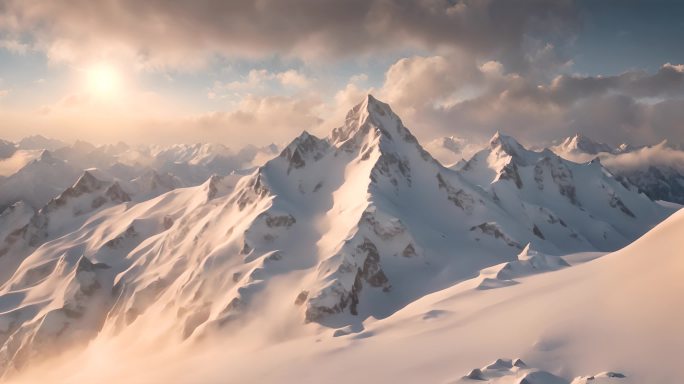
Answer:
xmin=86 ymin=64 xmax=122 ymax=96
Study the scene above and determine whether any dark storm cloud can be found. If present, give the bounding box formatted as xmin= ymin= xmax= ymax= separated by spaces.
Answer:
xmin=0 ymin=0 xmax=578 ymax=68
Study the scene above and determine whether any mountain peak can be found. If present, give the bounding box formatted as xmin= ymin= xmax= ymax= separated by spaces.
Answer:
xmin=278 ymin=130 xmax=329 ymax=171
xmin=560 ymin=133 xmax=614 ymax=155
xmin=517 ymin=243 xmax=538 ymax=260
xmin=488 ymin=131 xmax=526 ymax=157
xmin=38 ymin=149 xmax=56 ymax=163
xmin=282 ymin=131 xmax=327 ymax=153
xmin=363 ymin=94 xmax=393 ymax=118
xmin=72 ymin=170 xmax=106 ymax=193
xmin=330 ymin=94 xmax=411 ymax=150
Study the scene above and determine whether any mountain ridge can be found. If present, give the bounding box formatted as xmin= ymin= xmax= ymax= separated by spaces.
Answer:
xmin=0 ymin=95 xmax=676 ymax=376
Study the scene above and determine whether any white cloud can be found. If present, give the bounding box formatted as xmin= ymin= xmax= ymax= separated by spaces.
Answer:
xmin=276 ymin=70 xmax=311 ymax=88
xmin=188 ymin=94 xmax=324 ymax=146
xmin=601 ymin=142 xmax=684 ymax=173
xmin=209 ymin=69 xmax=313 ymax=100
xmin=0 ymin=38 xmax=29 ymax=54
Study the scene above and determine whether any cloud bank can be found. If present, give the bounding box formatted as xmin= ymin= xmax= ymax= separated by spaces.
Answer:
xmin=0 ymin=0 xmax=682 ymax=149
xmin=0 ymin=0 xmax=577 ymax=69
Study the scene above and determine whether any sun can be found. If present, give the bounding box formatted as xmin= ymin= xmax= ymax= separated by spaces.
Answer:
xmin=86 ymin=64 xmax=121 ymax=96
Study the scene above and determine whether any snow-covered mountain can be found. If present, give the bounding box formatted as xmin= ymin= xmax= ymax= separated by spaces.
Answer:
xmin=455 ymin=132 xmax=668 ymax=252
xmin=551 ymin=133 xmax=617 ymax=156
xmin=8 ymin=153 xmax=684 ymax=384
xmin=0 ymin=140 xmax=15 ymax=159
xmin=552 ymin=135 xmax=684 ymax=205
xmin=0 ymin=150 xmax=82 ymax=211
xmin=0 ymin=138 xmax=280 ymax=211
xmin=0 ymin=95 xmax=675 ymax=379
xmin=16 ymin=135 xmax=66 ymax=151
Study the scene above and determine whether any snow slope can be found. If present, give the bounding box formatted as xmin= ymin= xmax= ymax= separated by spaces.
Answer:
xmin=0 ymin=95 xmax=677 ymax=380
xmin=552 ymin=135 xmax=684 ymax=204
xmin=456 ymin=132 xmax=669 ymax=252
xmin=0 ymin=151 xmax=82 ymax=211
xmin=6 ymin=198 xmax=683 ymax=384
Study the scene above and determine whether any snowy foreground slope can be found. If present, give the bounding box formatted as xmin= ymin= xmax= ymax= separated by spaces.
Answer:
xmin=0 ymin=95 xmax=678 ymax=382
xmin=7 ymin=200 xmax=684 ymax=384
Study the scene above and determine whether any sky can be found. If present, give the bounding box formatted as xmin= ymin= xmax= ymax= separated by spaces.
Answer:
xmin=0 ymin=0 xmax=682 ymax=148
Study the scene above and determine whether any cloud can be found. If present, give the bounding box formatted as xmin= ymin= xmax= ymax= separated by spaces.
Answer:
xmin=186 ymin=95 xmax=324 ymax=146
xmin=366 ymin=55 xmax=684 ymax=147
xmin=209 ymin=69 xmax=313 ymax=99
xmin=0 ymin=38 xmax=29 ymax=54
xmin=0 ymin=0 xmax=579 ymax=69
xmin=601 ymin=142 xmax=684 ymax=173
xmin=276 ymin=70 xmax=311 ymax=88
xmin=0 ymin=89 xmax=9 ymax=98
xmin=1 ymin=91 xmax=326 ymax=147
xmin=379 ymin=54 xmax=481 ymax=111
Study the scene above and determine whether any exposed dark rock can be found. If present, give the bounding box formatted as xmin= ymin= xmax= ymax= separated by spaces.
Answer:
xmin=265 ymin=251 xmax=282 ymax=262
xmin=499 ymin=162 xmax=523 ymax=189
xmin=264 ymin=214 xmax=296 ymax=228
xmin=163 ymin=215 xmax=174 ymax=230
xmin=609 ymin=193 xmax=636 ymax=218
xmin=361 ymin=210 xmax=405 ymax=240
xmin=294 ymin=291 xmax=308 ymax=306
xmin=105 ymin=182 xmax=131 ymax=204
xmin=279 ymin=131 xmax=329 ymax=173
xmin=305 ymin=238 xmax=391 ymax=322
xmin=470 ymin=222 xmax=523 ymax=249
xmin=235 ymin=173 xmax=270 ymax=211
xmin=436 ymin=173 xmax=475 ymax=213
xmin=537 ymin=156 xmax=579 ymax=205
xmin=372 ymin=152 xmax=412 ymax=187
xmin=402 ymin=243 xmax=417 ymax=258
xmin=240 ymin=241 xmax=252 ymax=255
xmin=104 ymin=225 xmax=137 ymax=249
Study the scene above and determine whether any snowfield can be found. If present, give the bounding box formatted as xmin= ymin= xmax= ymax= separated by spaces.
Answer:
xmin=6 ymin=204 xmax=683 ymax=384
xmin=0 ymin=95 xmax=681 ymax=383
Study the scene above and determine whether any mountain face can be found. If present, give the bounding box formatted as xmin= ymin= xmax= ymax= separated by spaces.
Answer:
xmin=456 ymin=132 xmax=668 ymax=252
xmin=0 ymin=140 xmax=15 ymax=159
xmin=0 ymin=96 xmax=675 ymax=376
xmin=16 ymin=135 xmax=66 ymax=151
xmin=0 ymin=150 xmax=82 ymax=211
xmin=614 ymin=165 xmax=684 ymax=205
xmin=552 ymin=136 xmax=684 ymax=205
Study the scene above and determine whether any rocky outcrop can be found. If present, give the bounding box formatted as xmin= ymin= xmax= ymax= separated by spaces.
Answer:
xmin=535 ymin=156 xmax=578 ymax=205
xmin=436 ymin=173 xmax=475 ymax=213
xmin=306 ymin=238 xmax=390 ymax=322
xmin=456 ymin=358 xmax=626 ymax=384
xmin=470 ymin=222 xmax=523 ymax=249
xmin=279 ymin=131 xmax=329 ymax=173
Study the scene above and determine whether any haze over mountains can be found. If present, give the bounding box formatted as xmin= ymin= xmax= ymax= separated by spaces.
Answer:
xmin=0 ymin=95 xmax=681 ymax=383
